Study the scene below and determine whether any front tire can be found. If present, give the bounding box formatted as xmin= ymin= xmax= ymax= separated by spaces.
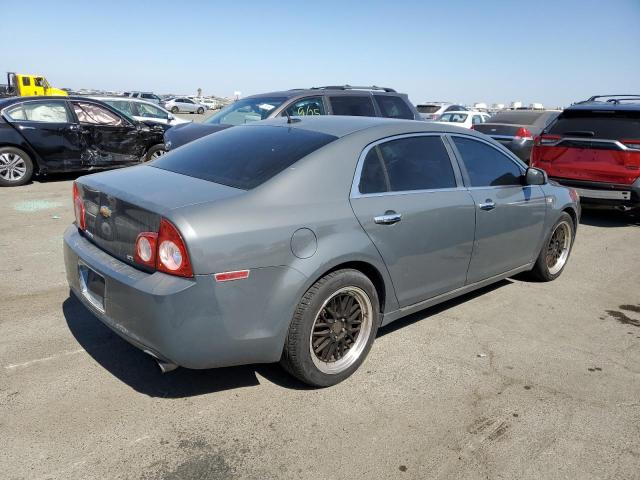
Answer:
xmin=281 ymin=269 xmax=380 ymax=387
xmin=0 ymin=146 xmax=34 ymax=187
xmin=144 ymin=144 xmax=166 ymax=162
xmin=529 ymin=212 xmax=575 ymax=281
xmin=170 ymin=106 xmax=179 ymax=114
xmin=197 ymin=107 xmax=204 ymax=114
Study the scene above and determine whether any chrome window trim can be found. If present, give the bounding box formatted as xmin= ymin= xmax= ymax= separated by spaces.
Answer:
xmin=540 ymin=136 xmax=639 ymax=151
xmin=350 ymin=132 xmax=463 ymax=199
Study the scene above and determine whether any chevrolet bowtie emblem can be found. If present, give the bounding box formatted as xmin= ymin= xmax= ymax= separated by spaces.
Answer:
xmin=99 ymin=206 xmax=112 ymax=218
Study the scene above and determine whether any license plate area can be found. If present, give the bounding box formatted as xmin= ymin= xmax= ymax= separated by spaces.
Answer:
xmin=78 ymin=262 xmax=106 ymax=313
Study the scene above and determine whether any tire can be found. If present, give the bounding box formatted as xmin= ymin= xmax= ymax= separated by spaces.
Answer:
xmin=197 ymin=107 xmax=204 ymax=114
xmin=0 ymin=146 xmax=34 ymax=187
xmin=145 ymin=144 xmax=166 ymax=162
xmin=529 ymin=212 xmax=575 ymax=281
xmin=281 ymin=269 xmax=380 ymax=387
xmin=170 ymin=106 xmax=179 ymax=114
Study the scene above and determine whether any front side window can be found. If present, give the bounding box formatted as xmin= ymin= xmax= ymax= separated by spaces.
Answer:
xmin=136 ymin=103 xmax=166 ymax=119
xmin=373 ymin=95 xmax=414 ymax=120
xmin=283 ymin=97 xmax=326 ymax=117
xmin=104 ymin=100 xmax=135 ymax=117
xmin=5 ymin=101 xmax=70 ymax=123
xmin=72 ymin=102 xmax=124 ymax=126
xmin=329 ymin=96 xmax=376 ymax=117
xmin=206 ymin=96 xmax=287 ymax=126
xmin=452 ymin=136 xmax=523 ymax=187
xmin=358 ymin=136 xmax=456 ymax=194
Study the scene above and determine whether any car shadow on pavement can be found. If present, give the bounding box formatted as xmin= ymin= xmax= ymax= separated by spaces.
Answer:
xmin=377 ymin=280 xmax=512 ymax=338
xmin=579 ymin=208 xmax=639 ymax=227
xmin=62 ymin=295 xmax=311 ymax=398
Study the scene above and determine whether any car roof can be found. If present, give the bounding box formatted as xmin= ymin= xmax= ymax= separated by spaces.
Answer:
xmin=245 ymin=87 xmax=407 ymax=100
xmin=251 ymin=115 xmax=484 ymax=138
xmin=566 ymin=101 xmax=640 ymax=112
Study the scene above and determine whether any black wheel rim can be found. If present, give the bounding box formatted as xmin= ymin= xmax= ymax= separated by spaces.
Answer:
xmin=312 ymin=293 xmax=362 ymax=362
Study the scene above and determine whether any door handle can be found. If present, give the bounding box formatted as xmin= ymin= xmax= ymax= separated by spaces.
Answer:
xmin=478 ymin=199 xmax=496 ymax=211
xmin=374 ymin=211 xmax=402 ymax=225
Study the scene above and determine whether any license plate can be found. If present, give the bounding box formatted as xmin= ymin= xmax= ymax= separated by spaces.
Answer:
xmin=78 ymin=262 xmax=105 ymax=313
xmin=573 ymin=188 xmax=631 ymax=200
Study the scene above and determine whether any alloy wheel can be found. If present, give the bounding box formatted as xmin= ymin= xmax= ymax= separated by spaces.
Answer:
xmin=0 ymin=152 xmax=27 ymax=182
xmin=546 ymin=220 xmax=572 ymax=275
xmin=309 ymin=286 xmax=373 ymax=374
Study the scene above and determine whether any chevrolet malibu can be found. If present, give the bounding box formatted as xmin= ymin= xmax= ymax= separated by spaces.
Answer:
xmin=64 ymin=116 xmax=580 ymax=387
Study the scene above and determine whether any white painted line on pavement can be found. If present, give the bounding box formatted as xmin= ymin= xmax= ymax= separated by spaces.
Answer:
xmin=4 ymin=348 xmax=85 ymax=370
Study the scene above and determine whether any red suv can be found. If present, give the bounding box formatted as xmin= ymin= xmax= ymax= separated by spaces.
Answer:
xmin=530 ymin=95 xmax=640 ymax=211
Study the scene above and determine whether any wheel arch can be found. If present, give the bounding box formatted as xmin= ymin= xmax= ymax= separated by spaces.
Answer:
xmin=0 ymin=142 xmax=44 ymax=173
xmin=562 ymin=206 xmax=579 ymax=230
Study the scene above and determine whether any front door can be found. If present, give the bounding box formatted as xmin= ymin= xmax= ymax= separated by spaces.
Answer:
xmin=350 ymin=134 xmax=476 ymax=307
xmin=449 ymin=135 xmax=547 ymax=283
xmin=70 ymin=101 xmax=145 ymax=166
xmin=3 ymin=99 xmax=82 ymax=171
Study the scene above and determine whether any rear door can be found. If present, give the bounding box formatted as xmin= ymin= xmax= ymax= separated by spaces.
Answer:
xmin=3 ymin=99 xmax=81 ymax=171
xmin=350 ymin=134 xmax=475 ymax=307
xmin=533 ymin=109 xmax=640 ymax=185
xmin=70 ymin=100 xmax=145 ymax=166
xmin=449 ymin=135 xmax=547 ymax=283
xmin=329 ymin=95 xmax=377 ymax=117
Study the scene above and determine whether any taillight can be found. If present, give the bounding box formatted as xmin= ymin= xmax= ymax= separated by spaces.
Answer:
xmin=156 ymin=218 xmax=193 ymax=277
xmin=515 ymin=127 xmax=533 ymax=140
xmin=73 ymin=182 xmax=86 ymax=230
xmin=134 ymin=232 xmax=158 ymax=268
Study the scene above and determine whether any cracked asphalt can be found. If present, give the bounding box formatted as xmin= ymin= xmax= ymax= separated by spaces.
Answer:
xmin=1 ymin=175 xmax=639 ymax=479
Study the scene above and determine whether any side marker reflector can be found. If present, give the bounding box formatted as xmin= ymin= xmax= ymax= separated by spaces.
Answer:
xmin=214 ymin=270 xmax=250 ymax=282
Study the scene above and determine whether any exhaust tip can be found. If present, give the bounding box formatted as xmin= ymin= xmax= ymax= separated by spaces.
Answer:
xmin=157 ymin=360 xmax=178 ymax=374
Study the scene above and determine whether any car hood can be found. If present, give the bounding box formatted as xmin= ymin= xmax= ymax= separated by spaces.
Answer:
xmin=164 ymin=122 xmax=232 ymax=150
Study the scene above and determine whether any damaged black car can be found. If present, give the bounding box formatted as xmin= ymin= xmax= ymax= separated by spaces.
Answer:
xmin=0 ymin=96 xmax=165 ymax=186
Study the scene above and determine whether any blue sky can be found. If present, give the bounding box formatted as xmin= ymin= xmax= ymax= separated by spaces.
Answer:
xmin=1 ymin=0 xmax=638 ymax=107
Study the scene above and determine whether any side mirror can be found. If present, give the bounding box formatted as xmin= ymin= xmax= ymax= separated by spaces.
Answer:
xmin=525 ymin=167 xmax=546 ymax=185
xmin=167 ymin=113 xmax=175 ymax=120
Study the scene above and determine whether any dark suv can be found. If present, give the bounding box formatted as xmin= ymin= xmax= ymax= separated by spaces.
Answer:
xmin=164 ymin=85 xmax=421 ymax=151
xmin=530 ymin=95 xmax=640 ymax=210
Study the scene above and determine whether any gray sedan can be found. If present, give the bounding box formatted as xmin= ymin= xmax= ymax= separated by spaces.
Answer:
xmin=63 ymin=116 xmax=580 ymax=387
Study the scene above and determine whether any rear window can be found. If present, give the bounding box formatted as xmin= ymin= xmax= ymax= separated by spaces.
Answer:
xmin=417 ymin=105 xmax=441 ymax=114
xmin=152 ymin=125 xmax=337 ymax=190
xmin=547 ymin=109 xmax=640 ymax=140
xmin=373 ymin=95 xmax=414 ymax=119
xmin=488 ymin=111 xmax=548 ymax=125
xmin=329 ymin=96 xmax=376 ymax=116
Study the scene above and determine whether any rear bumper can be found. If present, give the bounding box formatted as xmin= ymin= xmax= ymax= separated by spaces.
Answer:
xmin=63 ymin=226 xmax=305 ymax=369
xmin=549 ymin=177 xmax=640 ymax=208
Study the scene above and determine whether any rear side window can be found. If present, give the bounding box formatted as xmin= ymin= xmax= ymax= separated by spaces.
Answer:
xmin=5 ymin=101 xmax=70 ymax=123
xmin=358 ymin=136 xmax=456 ymax=194
xmin=152 ymin=125 xmax=337 ymax=190
xmin=452 ymin=136 xmax=523 ymax=187
xmin=373 ymin=95 xmax=414 ymax=119
xmin=329 ymin=96 xmax=376 ymax=117
xmin=547 ymin=109 xmax=640 ymax=140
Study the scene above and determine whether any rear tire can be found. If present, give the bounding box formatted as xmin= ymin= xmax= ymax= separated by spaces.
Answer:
xmin=145 ymin=144 xmax=166 ymax=162
xmin=0 ymin=146 xmax=34 ymax=187
xmin=170 ymin=106 xmax=179 ymax=114
xmin=197 ymin=107 xmax=204 ymax=114
xmin=529 ymin=212 xmax=574 ymax=281
xmin=281 ymin=269 xmax=379 ymax=387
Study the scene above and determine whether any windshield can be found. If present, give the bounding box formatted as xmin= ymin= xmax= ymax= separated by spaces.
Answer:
xmin=439 ymin=113 xmax=467 ymax=123
xmin=205 ymin=96 xmax=287 ymax=126
xmin=417 ymin=105 xmax=441 ymax=114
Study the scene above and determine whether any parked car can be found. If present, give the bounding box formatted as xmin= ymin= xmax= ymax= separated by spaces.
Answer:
xmin=0 ymin=96 xmax=165 ymax=186
xmin=64 ymin=115 xmax=579 ymax=387
xmin=531 ymin=95 xmax=640 ymax=210
xmin=164 ymin=85 xmax=422 ymax=151
xmin=193 ymin=97 xmax=221 ymax=110
xmin=92 ymin=97 xmax=190 ymax=130
xmin=473 ymin=110 xmax=560 ymax=163
xmin=127 ymin=92 xmax=162 ymax=104
xmin=163 ymin=97 xmax=206 ymax=114
xmin=434 ymin=110 xmax=491 ymax=129
xmin=416 ymin=102 xmax=467 ymax=120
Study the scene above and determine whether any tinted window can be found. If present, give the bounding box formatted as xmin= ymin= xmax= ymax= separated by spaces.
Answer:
xmin=439 ymin=113 xmax=467 ymax=123
xmin=547 ymin=109 xmax=640 ymax=140
xmin=359 ymin=136 xmax=456 ymax=194
xmin=373 ymin=95 xmax=414 ymax=119
xmin=452 ymin=137 xmax=523 ymax=187
xmin=72 ymin=102 xmax=124 ymax=126
xmin=329 ymin=96 xmax=376 ymax=117
xmin=417 ymin=105 xmax=441 ymax=114
xmin=153 ymin=125 xmax=337 ymax=190
xmin=206 ymin=96 xmax=287 ymax=126
xmin=283 ymin=97 xmax=325 ymax=116
xmin=5 ymin=100 xmax=70 ymax=123
xmin=489 ymin=111 xmax=548 ymax=125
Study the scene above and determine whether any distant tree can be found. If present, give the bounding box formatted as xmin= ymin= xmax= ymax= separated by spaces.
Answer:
xmin=197 ymin=88 xmax=202 ymax=97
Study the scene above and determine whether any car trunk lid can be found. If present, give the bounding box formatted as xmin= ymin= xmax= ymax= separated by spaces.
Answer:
xmin=76 ymin=165 xmax=243 ymax=266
